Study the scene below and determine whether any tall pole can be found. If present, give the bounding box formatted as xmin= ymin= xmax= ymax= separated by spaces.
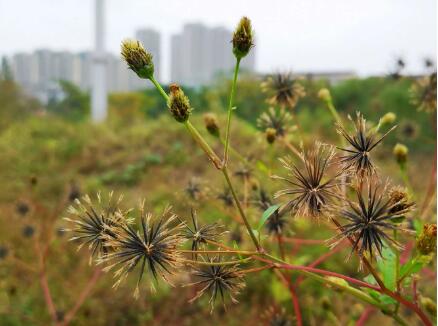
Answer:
xmin=91 ymin=0 xmax=107 ymax=122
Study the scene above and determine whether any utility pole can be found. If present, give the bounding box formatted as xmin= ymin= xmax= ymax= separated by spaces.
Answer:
xmin=91 ymin=0 xmax=107 ymax=122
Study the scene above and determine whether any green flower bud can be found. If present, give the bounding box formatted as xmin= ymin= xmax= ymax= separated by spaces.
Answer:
xmin=232 ymin=17 xmax=253 ymax=59
xmin=167 ymin=84 xmax=192 ymax=123
xmin=265 ymin=128 xmax=277 ymax=144
xmin=318 ymin=88 xmax=332 ymax=102
xmin=203 ymin=113 xmax=220 ymax=137
xmin=380 ymin=112 xmax=397 ymax=125
xmin=417 ymin=223 xmax=437 ymax=255
xmin=121 ymin=39 xmax=154 ymax=79
xmin=393 ymin=143 xmax=408 ymax=165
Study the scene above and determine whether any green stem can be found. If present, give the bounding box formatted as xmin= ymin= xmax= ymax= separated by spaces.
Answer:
xmin=222 ymin=167 xmax=262 ymax=251
xmin=184 ymin=121 xmax=222 ymax=169
xmin=149 ymin=76 xmax=169 ymax=101
xmin=224 ymin=58 xmax=241 ymax=165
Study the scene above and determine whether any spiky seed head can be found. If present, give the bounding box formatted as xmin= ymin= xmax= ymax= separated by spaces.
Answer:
xmin=318 ymin=88 xmax=332 ymax=102
xmin=167 ymin=84 xmax=192 ymax=122
xmin=203 ymin=113 xmax=220 ymax=137
xmin=257 ymin=107 xmax=294 ymax=137
xmin=187 ymin=256 xmax=245 ymax=312
xmin=261 ymin=73 xmax=306 ymax=109
xmin=393 ymin=143 xmax=408 ymax=165
xmin=273 ymin=143 xmax=342 ymax=218
xmin=265 ymin=128 xmax=277 ymax=144
xmin=99 ymin=205 xmax=184 ymax=298
xmin=416 ymin=224 xmax=437 ymax=255
xmin=330 ymin=181 xmax=413 ymax=261
xmin=232 ymin=17 xmax=253 ymax=59
xmin=121 ymin=39 xmax=154 ymax=79
xmin=380 ymin=112 xmax=397 ymax=125
xmin=337 ymin=112 xmax=396 ymax=177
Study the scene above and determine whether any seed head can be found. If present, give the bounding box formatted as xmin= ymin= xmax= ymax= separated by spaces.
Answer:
xmin=388 ymin=186 xmax=414 ymax=220
xmin=261 ymin=73 xmax=305 ymax=109
xmin=99 ymin=204 xmax=184 ymax=298
xmin=393 ymin=143 xmax=408 ymax=166
xmin=337 ymin=112 xmax=396 ymax=177
xmin=182 ymin=209 xmax=225 ymax=257
xmin=187 ymin=256 xmax=245 ymax=312
xmin=331 ymin=181 xmax=412 ymax=260
xmin=318 ymin=88 xmax=332 ymax=102
xmin=273 ymin=143 xmax=343 ymax=218
xmin=167 ymin=84 xmax=192 ymax=122
xmin=121 ymin=39 xmax=154 ymax=79
xmin=16 ymin=201 xmax=30 ymax=216
xmin=203 ymin=113 xmax=220 ymax=137
xmin=410 ymin=72 xmax=437 ymax=112
xmin=232 ymin=17 xmax=254 ymax=59
xmin=185 ymin=177 xmax=202 ymax=200
xmin=257 ymin=107 xmax=294 ymax=137
xmin=416 ymin=224 xmax=437 ymax=255
xmin=64 ymin=192 xmax=131 ymax=259
xmin=217 ymin=187 xmax=234 ymax=207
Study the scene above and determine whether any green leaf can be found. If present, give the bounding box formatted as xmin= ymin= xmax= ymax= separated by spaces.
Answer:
xmin=376 ymin=246 xmax=397 ymax=291
xmin=258 ymin=204 xmax=280 ymax=230
xmin=256 ymin=160 xmax=269 ymax=174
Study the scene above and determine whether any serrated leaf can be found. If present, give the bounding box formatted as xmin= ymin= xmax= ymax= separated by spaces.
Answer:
xmin=258 ymin=204 xmax=280 ymax=230
xmin=376 ymin=246 xmax=397 ymax=291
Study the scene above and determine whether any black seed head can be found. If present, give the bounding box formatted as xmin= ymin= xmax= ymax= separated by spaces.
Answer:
xmin=261 ymin=73 xmax=305 ymax=109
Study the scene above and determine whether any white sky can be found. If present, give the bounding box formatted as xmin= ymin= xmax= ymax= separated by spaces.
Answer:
xmin=0 ymin=0 xmax=436 ymax=82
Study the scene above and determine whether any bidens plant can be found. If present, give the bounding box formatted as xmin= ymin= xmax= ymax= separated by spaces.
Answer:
xmin=65 ymin=17 xmax=436 ymax=325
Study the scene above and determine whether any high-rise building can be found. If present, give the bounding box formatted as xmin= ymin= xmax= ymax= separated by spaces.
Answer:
xmin=171 ymin=23 xmax=256 ymax=87
xmin=135 ymin=28 xmax=161 ymax=82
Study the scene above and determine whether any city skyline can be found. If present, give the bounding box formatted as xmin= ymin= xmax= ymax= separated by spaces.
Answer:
xmin=0 ymin=0 xmax=435 ymax=83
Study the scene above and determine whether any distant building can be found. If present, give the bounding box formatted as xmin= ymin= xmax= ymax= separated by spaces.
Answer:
xmin=170 ymin=23 xmax=256 ymax=87
xmin=135 ymin=28 xmax=161 ymax=83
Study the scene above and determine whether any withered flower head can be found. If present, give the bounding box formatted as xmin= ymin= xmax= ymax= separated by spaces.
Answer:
xmin=188 ymin=256 xmax=245 ymax=312
xmin=185 ymin=177 xmax=202 ymax=200
xmin=265 ymin=128 xmax=277 ymax=144
xmin=388 ymin=186 xmax=414 ymax=218
xmin=64 ymin=192 xmax=131 ymax=259
xmin=234 ymin=164 xmax=252 ymax=180
xmin=261 ymin=73 xmax=305 ymax=109
xmin=217 ymin=187 xmax=234 ymax=207
xmin=22 ymin=225 xmax=35 ymax=238
xmin=337 ymin=112 xmax=396 ymax=177
xmin=417 ymin=224 xmax=437 ymax=255
xmin=331 ymin=181 xmax=413 ymax=260
xmin=16 ymin=201 xmax=30 ymax=216
xmin=257 ymin=107 xmax=294 ymax=137
xmin=203 ymin=113 xmax=220 ymax=137
xmin=98 ymin=204 xmax=184 ymax=298
xmin=273 ymin=143 xmax=342 ymax=218
xmin=167 ymin=84 xmax=192 ymax=122
xmin=121 ymin=39 xmax=154 ymax=79
xmin=398 ymin=120 xmax=419 ymax=140
xmin=182 ymin=209 xmax=225 ymax=256
xmin=410 ymin=72 xmax=437 ymax=112
xmin=232 ymin=17 xmax=253 ymax=59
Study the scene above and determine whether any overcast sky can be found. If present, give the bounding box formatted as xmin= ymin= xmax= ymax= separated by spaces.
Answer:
xmin=0 ymin=0 xmax=436 ymax=82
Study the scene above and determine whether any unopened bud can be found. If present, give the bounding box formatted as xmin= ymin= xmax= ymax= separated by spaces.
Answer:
xmin=203 ymin=113 xmax=220 ymax=137
xmin=121 ymin=39 xmax=154 ymax=79
xmin=393 ymin=143 xmax=408 ymax=165
xmin=232 ymin=17 xmax=253 ymax=59
xmin=417 ymin=223 xmax=437 ymax=255
xmin=318 ymin=88 xmax=331 ymax=102
xmin=380 ymin=112 xmax=397 ymax=125
xmin=265 ymin=128 xmax=277 ymax=144
xmin=167 ymin=84 xmax=192 ymax=122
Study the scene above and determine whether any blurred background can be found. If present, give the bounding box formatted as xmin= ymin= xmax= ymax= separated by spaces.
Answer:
xmin=0 ymin=0 xmax=436 ymax=325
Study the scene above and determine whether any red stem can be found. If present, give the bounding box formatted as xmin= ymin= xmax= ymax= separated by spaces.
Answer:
xmin=275 ymin=270 xmax=302 ymax=326
xmin=61 ymin=268 xmax=102 ymax=325
xmin=356 ymin=306 xmax=376 ymax=326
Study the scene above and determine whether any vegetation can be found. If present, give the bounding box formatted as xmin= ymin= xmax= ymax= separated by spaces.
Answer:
xmin=0 ymin=17 xmax=436 ymax=326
